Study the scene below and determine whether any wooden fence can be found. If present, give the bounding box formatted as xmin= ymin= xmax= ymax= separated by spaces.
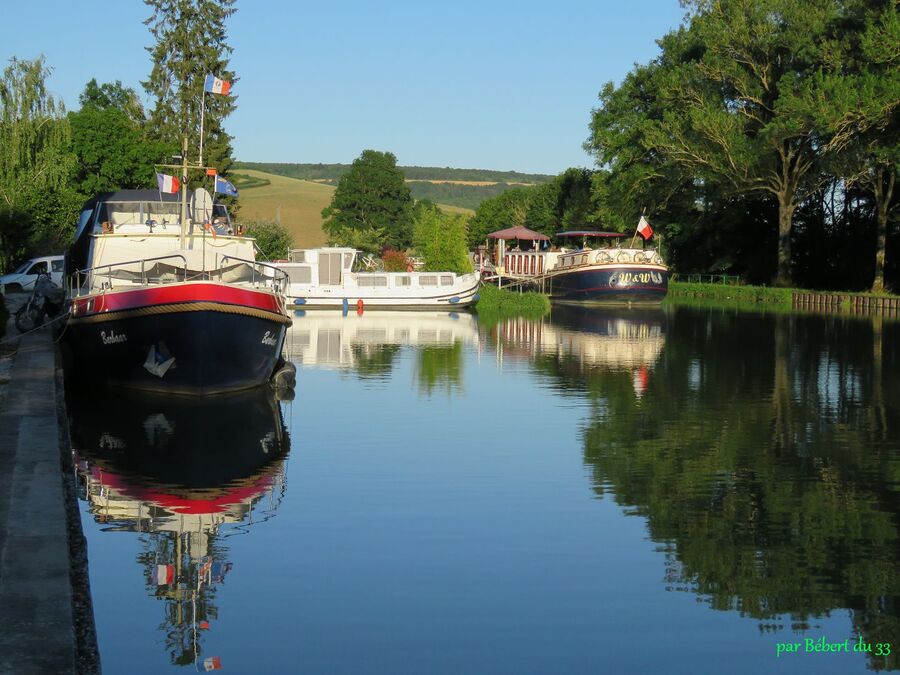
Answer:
xmin=792 ymin=292 xmax=900 ymax=316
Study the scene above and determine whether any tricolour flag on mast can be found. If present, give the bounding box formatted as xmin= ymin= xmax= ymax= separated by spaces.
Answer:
xmin=637 ymin=215 xmax=653 ymax=240
xmin=156 ymin=173 xmax=180 ymax=194
xmin=204 ymin=74 xmax=231 ymax=95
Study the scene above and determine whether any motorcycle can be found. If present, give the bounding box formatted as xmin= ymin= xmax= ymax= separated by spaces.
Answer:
xmin=14 ymin=272 xmax=65 ymax=333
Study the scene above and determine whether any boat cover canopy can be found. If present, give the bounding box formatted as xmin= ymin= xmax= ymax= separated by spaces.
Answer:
xmin=556 ymin=231 xmax=624 ymax=238
xmin=486 ymin=225 xmax=550 ymax=241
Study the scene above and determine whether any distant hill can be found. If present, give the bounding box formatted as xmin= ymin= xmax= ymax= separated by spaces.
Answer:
xmin=233 ymin=169 xmax=473 ymax=248
xmin=233 ymin=162 xmax=554 ymax=211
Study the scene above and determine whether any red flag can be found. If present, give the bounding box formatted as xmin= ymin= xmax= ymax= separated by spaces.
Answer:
xmin=206 ymin=168 xmax=218 ymax=176
xmin=637 ymin=215 xmax=653 ymax=240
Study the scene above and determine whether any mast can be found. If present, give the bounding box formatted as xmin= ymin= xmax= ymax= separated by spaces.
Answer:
xmin=180 ymin=136 xmax=189 ymax=248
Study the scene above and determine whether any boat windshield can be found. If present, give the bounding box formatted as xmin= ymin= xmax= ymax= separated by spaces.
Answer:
xmin=97 ymin=201 xmax=184 ymax=228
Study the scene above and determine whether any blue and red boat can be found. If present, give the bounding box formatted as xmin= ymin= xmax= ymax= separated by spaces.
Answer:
xmin=64 ymin=189 xmax=291 ymax=394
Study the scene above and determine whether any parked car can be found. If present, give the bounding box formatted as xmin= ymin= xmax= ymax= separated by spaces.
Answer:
xmin=0 ymin=255 xmax=65 ymax=293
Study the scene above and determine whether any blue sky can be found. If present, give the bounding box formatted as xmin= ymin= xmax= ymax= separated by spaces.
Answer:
xmin=0 ymin=1 xmax=686 ymax=174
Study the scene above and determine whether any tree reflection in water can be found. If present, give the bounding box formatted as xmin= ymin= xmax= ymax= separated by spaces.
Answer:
xmin=499 ymin=306 xmax=900 ymax=671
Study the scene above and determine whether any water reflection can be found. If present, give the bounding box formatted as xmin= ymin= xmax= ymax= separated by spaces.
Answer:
xmin=285 ymin=311 xmax=479 ymax=394
xmin=491 ymin=305 xmax=666 ymax=398
xmin=487 ymin=307 xmax=900 ymax=670
xmin=70 ymin=386 xmax=289 ymax=670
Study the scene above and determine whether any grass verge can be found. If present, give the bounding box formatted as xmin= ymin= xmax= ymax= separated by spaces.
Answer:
xmin=669 ymin=281 xmax=795 ymax=310
xmin=474 ymin=282 xmax=551 ymax=325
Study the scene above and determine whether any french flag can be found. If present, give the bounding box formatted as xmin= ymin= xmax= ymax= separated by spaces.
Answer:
xmin=204 ymin=74 xmax=231 ymax=95
xmin=156 ymin=173 xmax=180 ymax=194
xmin=154 ymin=564 xmax=174 ymax=585
xmin=637 ymin=215 xmax=653 ymax=240
xmin=203 ymin=656 xmax=222 ymax=671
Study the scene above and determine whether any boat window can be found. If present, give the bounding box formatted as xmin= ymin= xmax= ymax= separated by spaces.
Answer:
xmin=319 ymin=252 xmax=342 ymax=285
xmin=419 ymin=276 xmax=437 ymax=286
xmin=316 ymin=329 xmax=342 ymax=361
xmin=396 ymin=276 xmax=411 ymax=286
xmin=289 ymin=250 xmax=306 ymax=263
xmin=343 ymin=253 xmax=354 ymax=269
xmin=286 ymin=266 xmax=312 ymax=284
xmin=358 ymin=276 xmax=388 ymax=287
xmin=145 ymin=201 xmax=181 ymax=225
xmin=440 ymin=275 xmax=453 ymax=286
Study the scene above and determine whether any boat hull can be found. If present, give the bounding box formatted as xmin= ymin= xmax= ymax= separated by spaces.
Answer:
xmin=287 ymin=280 xmax=481 ymax=310
xmin=64 ymin=283 xmax=290 ymax=394
xmin=548 ymin=264 xmax=668 ymax=304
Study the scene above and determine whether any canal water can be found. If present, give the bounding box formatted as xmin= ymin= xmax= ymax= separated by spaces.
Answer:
xmin=69 ymin=306 xmax=900 ymax=674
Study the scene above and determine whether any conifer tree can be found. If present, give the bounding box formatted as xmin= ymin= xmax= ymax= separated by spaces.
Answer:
xmin=142 ymin=0 xmax=237 ymax=176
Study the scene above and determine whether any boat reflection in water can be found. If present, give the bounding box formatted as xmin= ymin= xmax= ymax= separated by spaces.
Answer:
xmin=285 ymin=310 xmax=481 ymax=377
xmin=69 ymin=385 xmax=289 ymax=670
xmin=490 ymin=305 xmax=666 ymax=397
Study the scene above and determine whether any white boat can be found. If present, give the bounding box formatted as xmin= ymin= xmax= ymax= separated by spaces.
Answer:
xmin=274 ymin=247 xmax=481 ymax=310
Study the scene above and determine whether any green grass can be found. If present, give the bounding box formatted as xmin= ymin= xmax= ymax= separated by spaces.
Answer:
xmin=474 ymin=282 xmax=551 ymax=323
xmin=668 ymin=281 xmax=795 ymax=309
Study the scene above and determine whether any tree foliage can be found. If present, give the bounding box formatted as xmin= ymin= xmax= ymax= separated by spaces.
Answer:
xmin=244 ymin=219 xmax=293 ymax=261
xmin=69 ymin=80 xmax=170 ymax=196
xmin=586 ymin=0 xmax=900 ymax=290
xmin=321 ymin=149 xmax=414 ymax=251
xmin=0 ymin=56 xmax=80 ymax=271
xmin=412 ymin=202 xmax=472 ymax=274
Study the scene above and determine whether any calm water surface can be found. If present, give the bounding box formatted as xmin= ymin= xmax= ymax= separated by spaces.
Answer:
xmin=70 ymin=306 xmax=900 ymax=674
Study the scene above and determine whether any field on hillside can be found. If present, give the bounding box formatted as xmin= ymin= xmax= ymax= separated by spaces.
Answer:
xmin=235 ymin=169 xmax=474 ymax=248
xmin=235 ymin=170 xmax=332 ymax=247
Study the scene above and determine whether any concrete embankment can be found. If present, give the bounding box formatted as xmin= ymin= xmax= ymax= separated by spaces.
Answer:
xmin=0 ymin=304 xmax=98 ymax=674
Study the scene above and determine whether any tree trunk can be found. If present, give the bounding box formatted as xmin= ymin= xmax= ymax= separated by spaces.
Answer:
xmin=870 ymin=168 xmax=895 ymax=294
xmin=775 ymin=195 xmax=795 ymax=287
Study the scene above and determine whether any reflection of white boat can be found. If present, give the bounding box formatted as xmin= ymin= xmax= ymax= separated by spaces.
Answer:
xmin=285 ymin=310 xmax=480 ymax=368
xmin=274 ymin=247 xmax=481 ymax=309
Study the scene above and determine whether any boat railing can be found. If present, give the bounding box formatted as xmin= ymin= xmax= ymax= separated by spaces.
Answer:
xmin=71 ymin=254 xmax=189 ymax=296
xmin=217 ymin=255 xmax=289 ymax=294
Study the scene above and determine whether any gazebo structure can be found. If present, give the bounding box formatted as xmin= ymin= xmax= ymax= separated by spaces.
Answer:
xmin=485 ymin=226 xmax=550 ymax=272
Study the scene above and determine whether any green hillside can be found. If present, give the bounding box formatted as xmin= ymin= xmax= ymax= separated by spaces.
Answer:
xmin=233 ymin=162 xmax=553 ymax=210
xmin=233 ymin=169 xmax=472 ymax=249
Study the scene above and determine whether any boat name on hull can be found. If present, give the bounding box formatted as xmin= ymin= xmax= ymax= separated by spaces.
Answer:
xmin=101 ymin=330 xmax=128 ymax=345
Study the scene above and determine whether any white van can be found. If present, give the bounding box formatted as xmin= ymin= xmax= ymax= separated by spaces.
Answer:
xmin=1 ymin=255 xmax=65 ymax=293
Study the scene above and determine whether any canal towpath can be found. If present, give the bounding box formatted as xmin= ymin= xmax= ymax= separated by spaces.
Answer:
xmin=0 ymin=295 xmax=97 ymax=674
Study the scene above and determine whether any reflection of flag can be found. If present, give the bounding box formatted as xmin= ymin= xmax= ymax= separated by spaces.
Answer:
xmin=154 ymin=564 xmax=174 ymax=585
xmin=204 ymin=74 xmax=231 ymax=95
xmin=156 ymin=173 xmax=180 ymax=194
xmin=637 ymin=215 xmax=653 ymax=240
xmin=199 ymin=621 xmax=210 ymax=630
xmin=214 ymin=175 xmax=239 ymax=197
xmin=203 ymin=656 xmax=222 ymax=671
xmin=633 ymin=366 xmax=650 ymax=398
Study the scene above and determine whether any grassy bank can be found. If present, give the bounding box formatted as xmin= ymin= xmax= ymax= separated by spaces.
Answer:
xmin=668 ymin=281 xmax=795 ymax=310
xmin=474 ymin=282 xmax=550 ymax=322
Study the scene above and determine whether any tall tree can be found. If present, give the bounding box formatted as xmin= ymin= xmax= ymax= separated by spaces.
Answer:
xmin=642 ymin=0 xmax=845 ymax=285
xmin=321 ymin=149 xmax=414 ymax=251
xmin=818 ymin=0 xmax=900 ymax=292
xmin=142 ymin=0 xmax=237 ymax=176
xmin=0 ymin=56 xmax=79 ymax=270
